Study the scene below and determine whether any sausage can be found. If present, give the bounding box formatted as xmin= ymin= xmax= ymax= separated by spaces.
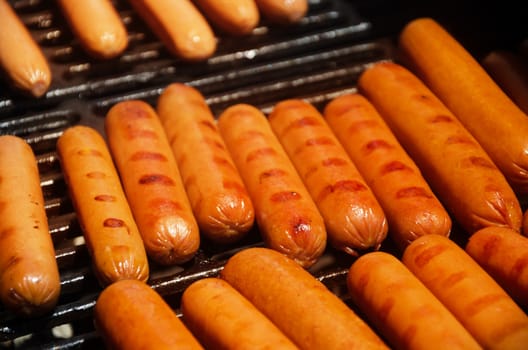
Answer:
xmin=323 ymin=93 xmax=452 ymax=251
xmin=156 ymin=84 xmax=255 ymax=244
xmin=220 ymin=247 xmax=389 ymax=349
xmin=398 ymin=17 xmax=528 ymax=195
xmin=94 ymin=279 xmax=204 ymax=350
xmin=105 ymin=100 xmax=200 ymax=265
xmin=358 ymin=61 xmax=522 ymax=235
xmin=217 ymin=104 xmax=326 ymax=268
xmin=56 ymin=126 xmax=149 ymax=286
xmin=0 ymin=135 xmax=60 ymax=317
xmin=403 ymin=234 xmax=528 ymax=350
xmin=127 ymin=0 xmax=216 ymax=61
xmin=0 ymin=0 xmax=51 ymax=97
xmin=268 ymin=99 xmax=388 ymax=255
xmin=465 ymin=226 xmax=528 ymax=309
xmin=253 ymin=0 xmax=308 ymax=24
xmin=193 ymin=0 xmax=260 ymax=35
xmin=347 ymin=251 xmax=481 ymax=350
xmin=56 ymin=0 xmax=128 ymax=59
xmin=181 ymin=277 xmax=299 ymax=349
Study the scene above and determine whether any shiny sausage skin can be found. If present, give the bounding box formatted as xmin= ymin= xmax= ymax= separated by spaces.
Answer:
xmin=95 ymin=279 xmax=204 ymax=350
xmin=193 ymin=0 xmax=260 ymax=35
xmin=324 ymin=93 xmax=451 ymax=251
xmin=0 ymin=136 xmax=61 ymax=317
xmin=56 ymin=126 xmax=149 ymax=286
xmin=105 ymin=100 xmax=200 ymax=265
xmin=128 ymin=0 xmax=216 ymax=61
xmin=358 ymin=61 xmax=522 ymax=235
xmin=217 ymin=104 xmax=326 ymax=268
xmin=399 ymin=17 xmax=528 ymax=195
xmin=253 ymin=0 xmax=308 ymax=24
xmin=56 ymin=0 xmax=128 ymax=59
xmin=0 ymin=0 xmax=51 ymax=97
xmin=156 ymin=84 xmax=255 ymax=244
xmin=181 ymin=277 xmax=299 ymax=349
xmin=268 ymin=99 xmax=388 ymax=255
xmin=220 ymin=247 xmax=389 ymax=349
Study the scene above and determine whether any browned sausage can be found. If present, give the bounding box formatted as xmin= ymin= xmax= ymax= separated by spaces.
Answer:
xmin=254 ymin=0 xmax=308 ymax=24
xmin=193 ymin=0 xmax=260 ymax=35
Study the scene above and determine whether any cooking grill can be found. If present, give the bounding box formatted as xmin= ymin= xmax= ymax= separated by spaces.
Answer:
xmin=0 ymin=0 xmax=525 ymax=348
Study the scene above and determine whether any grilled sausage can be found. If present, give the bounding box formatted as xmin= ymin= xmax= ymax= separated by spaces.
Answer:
xmin=358 ymin=61 xmax=522 ymax=235
xmin=323 ymin=93 xmax=452 ymax=251
xmin=220 ymin=247 xmax=389 ymax=349
xmin=193 ymin=0 xmax=260 ymax=35
xmin=268 ymin=99 xmax=388 ymax=255
xmin=254 ymin=0 xmax=308 ymax=24
xmin=0 ymin=0 xmax=51 ymax=97
xmin=95 ymin=279 xmax=204 ymax=350
xmin=398 ymin=17 xmax=528 ymax=195
xmin=127 ymin=0 xmax=216 ymax=61
xmin=403 ymin=234 xmax=528 ymax=350
xmin=0 ymin=135 xmax=60 ymax=317
xmin=105 ymin=100 xmax=200 ymax=265
xmin=181 ymin=277 xmax=299 ymax=349
xmin=217 ymin=104 xmax=326 ymax=268
xmin=156 ymin=84 xmax=255 ymax=244
xmin=56 ymin=126 xmax=149 ymax=286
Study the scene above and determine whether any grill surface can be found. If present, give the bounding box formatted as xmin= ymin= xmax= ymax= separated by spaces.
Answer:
xmin=0 ymin=0 xmax=526 ymax=348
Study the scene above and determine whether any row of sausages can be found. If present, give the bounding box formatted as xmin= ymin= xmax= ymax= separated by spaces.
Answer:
xmin=0 ymin=0 xmax=308 ymax=98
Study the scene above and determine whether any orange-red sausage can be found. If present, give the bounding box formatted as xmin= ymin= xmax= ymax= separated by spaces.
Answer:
xmin=56 ymin=126 xmax=149 ymax=286
xmin=94 ymin=279 xmax=204 ymax=350
xmin=254 ymin=0 xmax=308 ymax=24
xmin=268 ymin=99 xmax=388 ymax=255
xmin=398 ymin=17 xmax=528 ymax=195
xmin=217 ymin=104 xmax=326 ymax=268
xmin=127 ymin=0 xmax=216 ymax=61
xmin=156 ymin=84 xmax=255 ymax=244
xmin=105 ymin=100 xmax=200 ymax=265
xmin=181 ymin=277 xmax=299 ymax=349
xmin=348 ymin=251 xmax=481 ymax=350
xmin=220 ymin=247 xmax=389 ymax=349
xmin=465 ymin=226 xmax=528 ymax=309
xmin=0 ymin=135 xmax=60 ymax=317
xmin=358 ymin=61 xmax=522 ymax=235
xmin=56 ymin=0 xmax=128 ymax=59
xmin=0 ymin=0 xmax=51 ymax=97
xmin=403 ymin=234 xmax=528 ymax=350
xmin=193 ymin=0 xmax=260 ymax=35
xmin=324 ymin=93 xmax=452 ymax=251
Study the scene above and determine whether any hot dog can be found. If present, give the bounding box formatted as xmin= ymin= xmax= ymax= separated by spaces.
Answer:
xmin=217 ymin=104 xmax=326 ymax=268
xmin=0 ymin=0 xmax=51 ymax=97
xmin=127 ymin=0 xmax=216 ymax=61
xmin=56 ymin=125 xmax=149 ymax=286
xmin=220 ymin=247 xmax=389 ymax=349
xmin=254 ymin=0 xmax=308 ymax=24
xmin=324 ymin=93 xmax=452 ymax=251
xmin=56 ymin=0 xmax=128 ymax=59
xmin=398 ymin=17 xmax=528 ymax=195
xmin=465 ymin=226 xmax=528 ymax=309
xmin=358 ymin=61 xmax=522 ymax=235
xmin=105 ymin=100 xmax=200 ymax=265
xmin=181 ymin=277 xmax=299 ymax=349
xmin=156 ymin=84 xmax=255 ymax=244
xmin=94 ymin=279 xmax=204 ymax=350
xmin=193 ymin=0 xmax=260 ymax=36
xmin=403 ymin=234 xmax=528 ymax=350
xmin=347 ymin=251 xmax=481 ymax=350
xmin=0 ymin=135 xmax=61 ymax=317
xmin=268 ymin=99 xmax=388 ymax=255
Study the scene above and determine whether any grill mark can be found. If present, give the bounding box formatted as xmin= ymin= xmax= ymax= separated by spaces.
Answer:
xmin=430 ymin=115 xmax=453 ymax=123
xmin=445 ymin=135 xmax=475 ymax=146
xmin=139 ymin=174 xmax=175 ymax=186
xmin=464 ymin=156 xmax=496 ymax=169
xmin=86 ymin=171 xmax=106 ymax=179
xmin=348 ymin=119 xmax=378 ymax=133
xmin=481 ymin=235 xmax=502 ymax=264
xmin=259 ymin=168 xmax=287 ymax=183
xmin=331 ymin=101 xmax=363 ymax=118
xmin=363 ymin=139 xmax=394 ymax=154
xmin=204 ymin=138 xmax=226 ymax=151
xmin=94 ymin=194 xmax=116 ymax=202
xmin=282 ymin=116 xmax=322 ymax=136
xmin=270 ymin=191 xmax=301 ymax=203
xmin=127 ymin=129 xmax=157 ymax=139
xmin=317 ymin=180 xmax=367 ymax=202
xmin=125 ymin=104 xmax=150 ymax=119
xmin=130 ymin=151 xmax=167 ymax=162
xmin=322 ymin=157 xmax=348 ymax=167
xmin=303 ymin=165 xmax=318 ymax=180
xmin=512 ymin=255 xmax=528 ymax=280
xmin=465 ymin=293 xmax=505 ymax=317
xmin=413 ymin=244 xmax=448 ymax=268
xmin=0 ymin=227 xmax=16 ymax=244
xmin=104 ymin=218 xmax=125 ymax=228
xmin=223 ymin=180 xmax=247 ymax=193
xmin=149 ymin=198 xmax=183 ymax=214
xmin=380 ymin=161 xmax=413 ymax=175
xmin=305 ymin=136 xmax=334 ymax=147
xmin=246 ymin=147 xmax=277 ymax=162
xmin=213 ymin=156 xmax=236 ymax=171
xmin=0 ymin=200 xmax=6 ymax=213
xmin=5 ymin=255 xmax=22 ymax=269
xmin=200 ymin=120 xmax=217 ymax=132
xmin=77 ymin=149 xmax=103 ymax=157
xmin=442 ymin=271 xmax=467 ymax=289
xmin=396 ymin=187 xmax=433 ymax=199
xmin=378 ymin=297 xmax=395 ymax=323
xmin=184 ymin=174 xmax=197 ymax=188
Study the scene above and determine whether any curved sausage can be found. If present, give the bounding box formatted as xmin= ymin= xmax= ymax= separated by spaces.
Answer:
xmin=217 ymin=104 xmax=326 ymax=268
xmin=0 ymin=135 xmax=60 ymax=317
xmin=56 ymin=125 xmax=149 ymax=286
xmin=254 ymin=0 xmax=308 ymax=24
xmin=268 ymin=99 xmax=388 ymax=255
xmin=105 ymin=100 xmax=200 ymax=265
xmin=156 ymin=84 xmax=255 ymax=244
xmin=193 ymin=0 xmax=260 ymax=35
